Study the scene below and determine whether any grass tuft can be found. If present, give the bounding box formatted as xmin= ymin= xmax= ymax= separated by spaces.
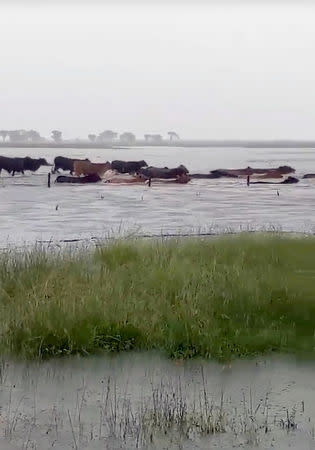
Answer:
xmin=1 ymin=234 xmax=315 ymax=360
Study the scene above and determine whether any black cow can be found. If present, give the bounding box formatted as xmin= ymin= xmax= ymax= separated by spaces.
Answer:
xmin=250 ymin=176 xmax=299 ymax=185
xmin=0 ymin=156 xmax=51 ymax=176
xmin=53 ymin=156 xmax=90 ymax=175
xmin=0 ymin=156 xmax=25 ymax=176
xmin=190 ymin=173 xmax=223 ymax=179
xmin=140 ymin=164 xmax=189 ymax=179
xmin=23 ymin=157 xmax=51 ymax=172
xmin=55 ymin=174 xmax=101 ymax=184
xmin=111 ymin=160 xmax=148 ymax=174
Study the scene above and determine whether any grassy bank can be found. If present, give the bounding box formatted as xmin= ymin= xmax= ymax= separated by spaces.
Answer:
xmin=1 ymin=234 xmax=315 ymax=360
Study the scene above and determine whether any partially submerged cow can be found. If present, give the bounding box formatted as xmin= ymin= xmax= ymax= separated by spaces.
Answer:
xmin=140 ymin=164 xmax=189 ymax=179
xmin=104 ymin=173 xmax=148 ymax=184
xmin=250 ymin=176 xmax=299 ymax=185
xmin=73 ymin=160 xmax=111 ymax=177
xmin=151 ymin=174 xmax=191 ymax=184
xmin=111 ymin=160 xmax=148 ymax=173
xmin=0 ymin=156 xmax=50 ymax=176
xmin=53 ymin=156 xmax=90 ymax=175
xmin=190 ymin=173 xmax=224 ymax=179
xmin=209 ymin=166 xmax=295 ymax=178
xmin=55 ymin=174 xmax=101 ymax=184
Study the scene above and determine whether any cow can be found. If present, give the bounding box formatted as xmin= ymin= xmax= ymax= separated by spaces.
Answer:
xmin=250 ymin=176 xmax=299 ymax=184
xmin=190 ymin=172 xmax=228 ymax=179
xmin=23 ymin=157 xmax=51 ymax=172
xmin=53 ymin=156 xmax=90 ymax=175
xmin=139 ymin=164 xmax=189 ymax=179
xmin=55 ymin=174 xmax=101 ymax=184
xmin=303 ymin=174 xmax=315 ymax=179
xmin=73 ymin=160 xmax=111 ymax=177
xmin=0 ymin=156 xmax=25 ymax=176
xmin=104 ymin=173 xmax=148 ymax=184
xmin=209 ymin=166 xmax=295 ymax=178
xmin=0 ymin=156 xmax=52 ymax=176
xmin=111 ymin=160 xmax=148 ymax=174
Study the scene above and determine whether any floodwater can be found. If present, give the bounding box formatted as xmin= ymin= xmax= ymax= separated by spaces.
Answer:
xmin=2 ymin=146 xmax=315 ymax=449
xmin=0 ymin=353 xmax=315 ymax=449
xmin=0 ymin=146 xmax=315 ymax=247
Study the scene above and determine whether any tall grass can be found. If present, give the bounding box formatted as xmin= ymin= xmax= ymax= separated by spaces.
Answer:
xmin=0 ymin=234 xmax=315 ymax=359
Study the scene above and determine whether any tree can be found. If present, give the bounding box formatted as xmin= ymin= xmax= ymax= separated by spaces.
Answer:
xmin=7 ymin=130 xmax=28 ymax=142
xmin=27 ymin=129 xmax=42 ymax=143
xmin=167 ymin=131 xmax=179 ymax=141
xmin=88 ymin=134 xmax=96 ymax=142
xmin=51 ymin=130 xmax=62 ymax=143
xmin=120 ymin=132 xmax=136 ymax=145
xmin=144 ymin=134 xmax=151 ymax=142
xmin=151 ymin=134 xmax=163 ymax=143
xmin=98 ymin=130 xmax=118 ymax=142
xmin=0 ymin=130 xmax=8 ymax=142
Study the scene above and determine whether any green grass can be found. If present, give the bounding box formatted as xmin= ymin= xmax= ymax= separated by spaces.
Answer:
xmin=1 ymin=234 xmax=315 ymax=360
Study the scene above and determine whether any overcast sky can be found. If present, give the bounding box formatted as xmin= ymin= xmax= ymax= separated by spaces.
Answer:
xmin=1 ymin=1 xmax=315 ymax=140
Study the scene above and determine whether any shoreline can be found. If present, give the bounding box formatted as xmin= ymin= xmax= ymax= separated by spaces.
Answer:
xmin=1 ymin=139 xmax=315 ymax=149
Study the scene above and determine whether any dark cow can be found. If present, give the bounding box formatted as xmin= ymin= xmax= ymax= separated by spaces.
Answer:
xmin=250 ymin=176 xmax=299 ymax=185
xmin=190 ymin=172 xmax=234 ymax=179
xmin=303 ymin=174 xmax=315 ymax=179
xmin=140 ymin=164 xmax=189 ymax=179
xmin=55 ymin=174 xmax=101 ymax=184
xmin=0 ymin=156 xmax=51 ymax=176
xmin=210 ymin=166 xmax=295 ymax=178
xmin=111 ymin=160 xmax=148 ymax=174
xmin=53 ymin=156 xmax=90 ymax=175
xmin=0 ymin=156 xmax=25 ymax=176
xmin=23 ymin=157 xmax=51 ymax=172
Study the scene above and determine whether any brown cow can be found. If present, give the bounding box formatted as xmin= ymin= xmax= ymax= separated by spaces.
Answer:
xmin=252 ymin=170 xmax=284 ymax=179
xmin=104 ymin=173 xmax=148 ymax=184
xmin=74 ymin=160 xmax=111 ymax=177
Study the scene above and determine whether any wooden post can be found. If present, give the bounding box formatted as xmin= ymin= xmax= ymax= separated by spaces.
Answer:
xmin=48 ymin=173 xmax=51 ymax=188
xmin=247 ymin=175 xmax=250 ymax=186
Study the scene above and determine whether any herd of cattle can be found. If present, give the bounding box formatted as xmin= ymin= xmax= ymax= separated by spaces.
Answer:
xmin=1 ymin=154 xmax=315 ymax=185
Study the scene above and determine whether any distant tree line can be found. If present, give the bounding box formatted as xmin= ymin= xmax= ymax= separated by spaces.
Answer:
xmin=0 ymin=129 xmax=180 ymax=144
xmin=0 ymin=129 xmax=43 ymax=143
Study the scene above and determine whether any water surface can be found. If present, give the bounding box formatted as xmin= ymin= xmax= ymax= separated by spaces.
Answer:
xmin=0 ymin=353 xmax=314 ymax=449
xmin=1 ymin=146 xmax=315 ymax=246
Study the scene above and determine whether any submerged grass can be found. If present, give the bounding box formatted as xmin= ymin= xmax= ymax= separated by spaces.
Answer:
xmin=1 ymin=234 xmax=315 ymax=360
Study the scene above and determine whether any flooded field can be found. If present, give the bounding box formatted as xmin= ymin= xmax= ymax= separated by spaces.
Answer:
xmin=2 ymin=146 xmax=315 ymax=449
xmin=1 ymin=146 xmax=315 ymax=247
xmin=0 ymin=353 xmax=314 ymax=449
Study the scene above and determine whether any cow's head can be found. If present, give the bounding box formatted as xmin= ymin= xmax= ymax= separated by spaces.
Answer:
xmin=39 ymin=158 xmax=51 ymax=166
xmin=178 ymin=164 xmax=189 ymax=174
xmin=278 ymin=165 xmax=295 ymax=174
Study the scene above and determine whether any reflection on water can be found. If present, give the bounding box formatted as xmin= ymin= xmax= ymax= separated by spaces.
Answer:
xmin=0 ymin=146 xmax=315 ymax=247
xmin=0 ymin=353 xmax=314 ymax=449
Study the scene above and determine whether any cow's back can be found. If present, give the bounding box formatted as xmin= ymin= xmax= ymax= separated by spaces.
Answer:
xmin=74 ymin=160 xmax=111 ymax=177
xmin=112 ymin=160 xmax=147 ymax=173
xmin=54 ymin=156 xmax=74 ymax=171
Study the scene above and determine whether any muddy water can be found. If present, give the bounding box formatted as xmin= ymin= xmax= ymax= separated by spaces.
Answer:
xmin=0 ymin=353 xmax=314 ymax=449
xmin=0 ymin=146 xmax=315 ymax=247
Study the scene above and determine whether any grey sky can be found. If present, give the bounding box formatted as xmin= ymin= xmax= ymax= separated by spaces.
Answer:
xmin=1 ymin=1 xmax=314 ymax=140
